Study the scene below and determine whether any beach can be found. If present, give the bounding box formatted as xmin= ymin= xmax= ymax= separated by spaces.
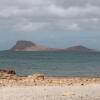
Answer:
xmin=0 ymin=84 xmax=100 ymax=100
xmin=0 ymin=0 xmax=100 ymax=99
xmin=0 ymin=71 xmax=100 ymax=100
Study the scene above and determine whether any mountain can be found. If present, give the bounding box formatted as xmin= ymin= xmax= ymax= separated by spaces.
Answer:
xmin=10 ymin=40 xmax=95 ymax=52
xmin=65 ymin=45 xmax=94 ymax=52
xmin=10 ymin=40 xmax=49 ymax=51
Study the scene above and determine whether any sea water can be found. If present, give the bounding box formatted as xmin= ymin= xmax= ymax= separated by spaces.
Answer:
xmin=0 ymin=51 xmax=100 ymax=77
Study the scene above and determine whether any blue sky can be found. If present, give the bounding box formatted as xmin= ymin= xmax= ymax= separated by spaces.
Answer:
xmin=0 ymin=0 xmax=100 ymax=50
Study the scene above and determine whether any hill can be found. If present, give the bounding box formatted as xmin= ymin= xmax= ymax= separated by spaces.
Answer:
xmin=10 ymin=40 xmax=49 ymax=51
xmin=65 ymin=45 xmax=94 ymax=52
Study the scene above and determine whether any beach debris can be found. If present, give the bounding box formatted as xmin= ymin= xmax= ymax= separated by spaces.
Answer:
xmin=81 ymin=83 xmax=84 ymax=86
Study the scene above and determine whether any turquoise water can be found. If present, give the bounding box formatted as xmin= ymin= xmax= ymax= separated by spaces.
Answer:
xmin=0 ymin=51 xmax=100 ymax=76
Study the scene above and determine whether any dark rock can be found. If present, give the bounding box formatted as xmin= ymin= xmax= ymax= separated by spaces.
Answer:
xmin=0 ymin=69 xmax=16 ymax=75
xmin=81 ymin=83 xmax=84 ymax=86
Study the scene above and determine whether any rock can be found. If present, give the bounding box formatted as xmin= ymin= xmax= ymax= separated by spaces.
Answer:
xmin=0 ymin=69 xmax=16 ymax=79
xmin=0 ymin=69 xmax=16 ymax=75
xmin=31 ymin=74 xmax=45 ymax=80
xmin=81 ymin=83 xmax=84 ymax=86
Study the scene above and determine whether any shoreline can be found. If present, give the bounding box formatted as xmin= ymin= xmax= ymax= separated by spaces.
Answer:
xmin=0 ymin=74 xmax=100 ymax=86
xmin=0 ymin=69 xmax=100 ymax=86
xmin=0 ymin=70 xmax=100 ymax=100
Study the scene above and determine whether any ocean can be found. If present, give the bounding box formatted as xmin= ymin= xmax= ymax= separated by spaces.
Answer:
xmin=0 ymin=51 xmax=100 ymax=77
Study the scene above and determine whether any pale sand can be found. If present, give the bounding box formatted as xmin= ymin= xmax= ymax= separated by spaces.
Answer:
xmin=0 ymin=73 xmax=100 ymax=100
xmin=0 ymin=84 xmax=100 ymax=100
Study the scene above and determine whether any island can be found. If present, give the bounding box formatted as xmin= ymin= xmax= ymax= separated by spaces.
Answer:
xmin=9 ymin=40 xmax=95 ymax=52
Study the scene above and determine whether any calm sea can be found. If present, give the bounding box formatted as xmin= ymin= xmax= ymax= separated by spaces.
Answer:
xmin=0 ymin=51 xmax=100 ymax=77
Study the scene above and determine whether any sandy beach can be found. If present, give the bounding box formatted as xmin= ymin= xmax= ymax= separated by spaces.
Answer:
xmin=0 ymin=71 xmax=100 ymax=100
xmin=0 ymin=84 xmax=100 ymax=100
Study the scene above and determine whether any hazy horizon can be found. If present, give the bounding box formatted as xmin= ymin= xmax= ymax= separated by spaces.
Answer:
xmin=0 ymin=0 xmax=100 ymax=50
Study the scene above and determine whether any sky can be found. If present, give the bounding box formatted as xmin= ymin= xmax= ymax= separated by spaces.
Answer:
xmin=0 ymin=0 xmax=100 ymax=50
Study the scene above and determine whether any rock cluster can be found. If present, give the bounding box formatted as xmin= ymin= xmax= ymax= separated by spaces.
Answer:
xmin=0 ymin=69 xmax=16 ymax=79
xmin=0 ymin=69 xmax=16 ymax=75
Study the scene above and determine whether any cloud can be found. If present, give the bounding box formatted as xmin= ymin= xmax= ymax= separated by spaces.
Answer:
xmin=0 ymin=0 xmax=100 ymax=33
xmin=67 ymin=24 xmax=80 ymax=31
xmin=14 ymin=22 xmax=48 ymax=32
